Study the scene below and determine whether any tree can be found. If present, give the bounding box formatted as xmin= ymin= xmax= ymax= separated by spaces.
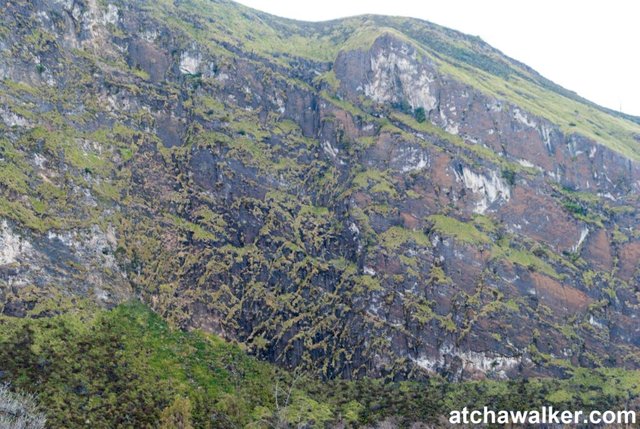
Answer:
xmin=413 ymin=107 xmax=427 ymax=123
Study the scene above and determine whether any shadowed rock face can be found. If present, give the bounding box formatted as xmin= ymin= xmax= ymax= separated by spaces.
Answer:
xmin=0 ymin=0 xmax=639 ymax=381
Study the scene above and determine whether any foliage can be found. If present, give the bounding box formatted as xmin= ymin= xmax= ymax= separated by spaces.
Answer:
xmin=0 ymin=384 xmax=47 ymax=429
xmin=501 ymin=167 xmax=516 ymax=186
xmin=428 ymin=214 xmax=490 ymax=245
xmin=0 ymin=303 xmax=278 ymax=428
xmin=162 ymin=0 xmax=640 ymax=159
xmin=159 ymin=397 xmax=193 ymax=429
xmin=1 ymin=303 xmax=639 ymax=427
xmin=2 ymin=1 xmax=640 ymax=427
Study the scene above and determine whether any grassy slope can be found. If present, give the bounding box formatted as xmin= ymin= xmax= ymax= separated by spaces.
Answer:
xmin=0 ymin=302 xmax=331 ymax=428
xmin=147 ymin=0 xmax=640 ymax=161
xmin=1 ymin=302 xmax=639 ymax=427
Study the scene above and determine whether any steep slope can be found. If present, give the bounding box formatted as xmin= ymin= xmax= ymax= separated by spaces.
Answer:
xmin=4 ymin=301 xmax=638 ymax=427
xmin=1 ymin=0 xmax=639 ymax=387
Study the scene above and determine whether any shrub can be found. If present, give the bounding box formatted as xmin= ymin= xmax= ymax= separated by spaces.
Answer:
xmin=0 ymin=384 xmax=46 ymax=429
xmin=501 ymin=167 xmax=516 ymax=186
xmin=159 ymin=397 xmax=193 ymax=429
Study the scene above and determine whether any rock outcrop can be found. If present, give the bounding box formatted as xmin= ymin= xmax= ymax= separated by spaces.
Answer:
xmin=1 ymin=0 xmax=639 ymax=382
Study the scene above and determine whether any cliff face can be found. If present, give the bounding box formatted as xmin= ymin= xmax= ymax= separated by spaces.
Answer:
xmin=1 ymin=0 xmax=639 ymax=381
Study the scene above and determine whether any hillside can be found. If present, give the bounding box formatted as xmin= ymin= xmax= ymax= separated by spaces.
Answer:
xmin=1 ymin=0 xmax=639 ymax=426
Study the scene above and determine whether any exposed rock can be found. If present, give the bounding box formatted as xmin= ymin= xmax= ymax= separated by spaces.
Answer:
xmin=179 ymin=49 xmax=202 ymax=75
xmin=618 ymin=241 xmax=640 ymax=281
xmin=456 ymin=167 xmax=510 ymax=214
xmin=0 ymin=0 xmax=639 ymax=382
xmin=0 ymin=221 xmax=32 ymax=266
xmin=582 ymin=229 xmax=613 ymax=271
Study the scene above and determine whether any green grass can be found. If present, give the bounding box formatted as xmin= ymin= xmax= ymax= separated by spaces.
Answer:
xmin=168 ymin=214 xmax=218 ymax=242
xmin=426 ymin=214 xmax=562 ymax=278
xmin=321 ymin=90 xmax=373 ymax=119
xmin=3 ymin=1 xmax=640 ymax=425
xmin=379 ymin=226 xmax=431 ymax=250
xmin=352 ymin=169 xmax=398 ymax=198
xmin=0 ymin=198 xmax=60 ymax=232
xmin=390 ymin=112 xmax=538 ymax=175
xmin=2 ymin=78 xmax=41 ymax=97
xmin=434 ymin=58 xmax=640 ymax=161
xmin=428 ymin=214 xmax=490 ymax=245
xmin=313 ymin=71 xmax=340 ymax=91
xmin=138 ymin=0 xmax=640 ymax=161
xmin=491 ymin=245 xmax=560 ymax=279
xmin=553 ymin=185 xmax=606 ymax=227
xmin=0 ymin=162 xmax=30 ymax=194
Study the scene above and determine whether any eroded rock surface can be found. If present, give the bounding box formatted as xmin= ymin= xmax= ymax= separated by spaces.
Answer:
xmin=1 ymin=0 xmax=639 ymax=381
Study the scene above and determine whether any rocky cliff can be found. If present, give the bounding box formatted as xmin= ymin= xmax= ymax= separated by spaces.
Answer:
xmin=1 ymin=0 xmax=639 ymax=386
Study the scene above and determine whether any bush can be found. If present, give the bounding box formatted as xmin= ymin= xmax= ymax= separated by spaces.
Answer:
xmin=413 ymin=107 xmax=426 ymax=123
xmin=501 ymin=168 xmax=516 ymax=186
xmin=0 ymin=384 xmax=46 ymax=429
xmin=562 ymin=200 xmax=587 ymax=216
xmin=159 ymin=397 xmax=193 ymax=429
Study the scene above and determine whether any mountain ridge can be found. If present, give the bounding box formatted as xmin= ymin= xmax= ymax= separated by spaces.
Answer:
xmin=201 ymin=0 xmax=640 ymax=126
xmin=1 ymin=0 xmax=639 ymax=389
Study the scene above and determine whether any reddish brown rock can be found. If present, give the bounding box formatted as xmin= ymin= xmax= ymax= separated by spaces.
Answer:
xmin=500 ymin=187 xmax=581 ymax=252
xmin=618 ymin=241 xmax=640 ymax=281
xmin=529 ymin=272 xmax=592 ymax=315
xmin=583 ymin=229 xmax=613 ymax=272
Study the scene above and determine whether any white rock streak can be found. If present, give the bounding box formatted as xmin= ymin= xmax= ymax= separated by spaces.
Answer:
xmin=180 ymin=51 xmax=202 ymax=75
xmin=365 ymin=43 xmax=437 ymax=113
xmin=572 ymin=227 xmax=589 ymax=252
xmin=411 ymin=343 xmax=523 ymax=379
xmin=456 ymin=167 xmax=511 ymax=214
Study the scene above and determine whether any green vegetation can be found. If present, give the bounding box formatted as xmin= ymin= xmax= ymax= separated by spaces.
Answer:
xmin=168 ymin=214 xmax=219 ymax=242
xmin=391 ymin=111 xmax=462 ymax=146
xmin=428 ymin=265 xmax=452 ymax=285
xmin=425 ymin=214 xmax=562 ymax=279
xmin=553 ymin=185 xmax=606 ymax=227
xmin=379 ymin=226 xmax=431 ymax=250
xmin=0 ymin=302 xmax=334 ymax=428
xmin=1 ymin=302 xmax=639 ymax=428
xmin=151 ymin=0 xmax=640 ymax=160
xmin=413 ymin=107 xmax=426 ymax=123
xmin=2 ymin=2 xmax=640 ymax=427
xmin=353 ymin=169 xmax=398 ymax=198
xmin=501 ymin=167 xmax=517 ymax=186
xmin=492 ymin=245 xmax=560 ymax=279
xmin=321 ymin=90 xmax=373 ymax=120
xmin=425 ymin=46 xmax=640 ymax=161
xmin=390 ymin=111 xmax=538 ymax=177
xmin=428 ymin=214 xmax=490 ymax=245
xmin=313 ymin=70 xmax=340 ymax=91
